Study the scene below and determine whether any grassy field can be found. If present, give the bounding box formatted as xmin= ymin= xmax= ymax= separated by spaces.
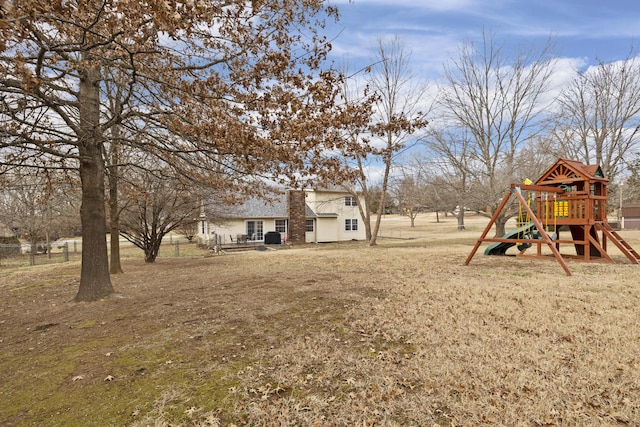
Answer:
xmin=1 ymin=214 xmax=639 ymax=426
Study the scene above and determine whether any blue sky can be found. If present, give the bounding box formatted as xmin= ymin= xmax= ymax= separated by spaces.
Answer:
xmin=326 ymin=0 xmax=640 ymax=77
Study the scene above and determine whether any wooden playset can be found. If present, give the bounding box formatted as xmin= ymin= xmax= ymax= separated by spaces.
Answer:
xmin=465 ymin=158 xmax=639 ymax=275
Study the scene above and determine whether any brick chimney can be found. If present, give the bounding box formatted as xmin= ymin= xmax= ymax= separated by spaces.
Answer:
xmin=287 ymin=190 xmax=306 ymax=243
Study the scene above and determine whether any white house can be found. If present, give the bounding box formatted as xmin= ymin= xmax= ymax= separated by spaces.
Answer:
xmin=197 ymin=188 xmax=366 ymax=246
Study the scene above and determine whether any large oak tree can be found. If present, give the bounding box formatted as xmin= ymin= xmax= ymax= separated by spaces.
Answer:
xmin=1 ymin=0 xmax=348 ymax=301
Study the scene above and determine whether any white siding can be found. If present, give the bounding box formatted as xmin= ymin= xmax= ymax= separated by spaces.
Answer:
xmin=305 ymin=190 xmax=366 ymax=242
xmin=315 ymin=217 xmax=339 ymax=242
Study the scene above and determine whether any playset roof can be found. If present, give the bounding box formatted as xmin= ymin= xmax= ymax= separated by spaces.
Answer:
xmin=535 ymin=158 xmax=607 ymax=186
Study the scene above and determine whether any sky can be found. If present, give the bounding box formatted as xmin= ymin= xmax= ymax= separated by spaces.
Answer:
xmin=325 ymin=0 xmax=640 ymax=78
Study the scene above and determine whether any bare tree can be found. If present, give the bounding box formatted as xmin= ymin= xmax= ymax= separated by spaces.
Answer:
xmin=0 ymin=170 xmax=80 ymax=248
xmin=103 ymin=68 xmax=131 ymax=275
xmin=106 ymin=134 xmax=126 ymax=274
xmin=425 ymin=174 xmax=461 ymax=222
xmin=552 ymin=49 xmax=640 ymax=182
xmin=177 ymin=220 xmax=199 ymax=242
xmin=339 ymin=36 xmax=429 ymax=245
xmin=391 ymin=164 xmax=429 ymax=227
xmin=119 ymin=167 xmax=200 ymax=263
xmin=421 ymin=123 xmax=476 ymax=229
xmin=439 ymin=30 xmax=556 ymax=237
xmin=1 ymin=0 xmax=348 ymax=300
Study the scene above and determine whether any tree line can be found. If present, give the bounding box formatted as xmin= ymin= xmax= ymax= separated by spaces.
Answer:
xmin=354 ymin=31 xmax=640 ymax=237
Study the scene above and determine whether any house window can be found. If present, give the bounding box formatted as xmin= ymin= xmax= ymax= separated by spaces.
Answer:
xmin=345 ymin=218 xmax=358 ymax=231
xmin=246 ymin=220 xmax=264 ymax=240
xmin=305 ymin=219 xmax=314 ymax=232
xmin=275 ymin=219 xmax=287 ymax=233
xmin=345 ymin=196 xmax=358 ymax=206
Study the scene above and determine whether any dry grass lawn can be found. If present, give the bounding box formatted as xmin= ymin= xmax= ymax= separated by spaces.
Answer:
xmin=1 ymin=214 xmax=639 ymax=426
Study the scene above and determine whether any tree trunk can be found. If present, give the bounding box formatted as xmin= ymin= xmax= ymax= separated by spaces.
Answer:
xmin=46 ymin=230 xmax=51 ymax=259
xmin=108 ymin=128 xmax=124 ymax=274
xmin=369 ymin=209 xmax=381 ymax=246
xmin=109 ymin=213 xmax=124 ymax=274
xmin=358 ymin=200 xmax=373 ymax=246
xmin=457 ymin=210 xmax=466 ymax=230
xmin=144 ymin=234 xmax=163 ymax=263
xmin=369 ymin=152 xmax=393 ymax=247
xmin=363 ymin=212 xmax=373 ymax=245
xmin=74 ymin=64 xmax=115 ymax=302
xmin=494 ymin=213 xmax=508 ymax=238
xmin=353 ymin=176 xmax=373 ymax=246
xmin=145 ymin=246 xmax=160 ymax=263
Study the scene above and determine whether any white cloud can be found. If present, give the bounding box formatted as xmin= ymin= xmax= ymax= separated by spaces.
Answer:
xmin=330 ymin=0 xmax=500 ymax=13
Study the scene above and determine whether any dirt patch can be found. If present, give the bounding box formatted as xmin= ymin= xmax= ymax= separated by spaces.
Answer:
xmin=1 ymin=216 xmax=640 ymax=425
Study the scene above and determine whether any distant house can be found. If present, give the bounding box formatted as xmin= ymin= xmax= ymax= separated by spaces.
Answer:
xmin=0 ymin=222 xmax=20 ymax=256
xmin=621 ymin=203 xmax=640 ymax=229
xmin=197 ymin=188 xmax=366 ymax=246
xmin=0 ymin=222 xmax=18 ymax=242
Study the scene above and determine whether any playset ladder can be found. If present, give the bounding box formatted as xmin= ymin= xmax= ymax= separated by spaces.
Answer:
xmin=596 ymin=222 xmax=640 ymax=264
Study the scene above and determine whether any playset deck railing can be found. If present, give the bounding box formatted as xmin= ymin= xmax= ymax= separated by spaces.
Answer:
xmin=537 ymin=192 xmax=608 ymax=224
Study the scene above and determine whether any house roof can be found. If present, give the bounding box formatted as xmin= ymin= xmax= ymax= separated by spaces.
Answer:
xmin=310 ymin=184 xmax=349 ymax=193
xmin=235 ymin=195 xmax=288 ymax=218
xmin=207 ymin=190 xmax=333 ymax=219
xmin=0 ymin=222 xmax=16 ymax=239
xmin=306 ymin=205 xmax=319 ymax=217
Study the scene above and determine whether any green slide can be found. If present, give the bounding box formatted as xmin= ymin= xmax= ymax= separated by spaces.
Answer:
xmin=484 ymin=222 xmax=536 ymax=256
